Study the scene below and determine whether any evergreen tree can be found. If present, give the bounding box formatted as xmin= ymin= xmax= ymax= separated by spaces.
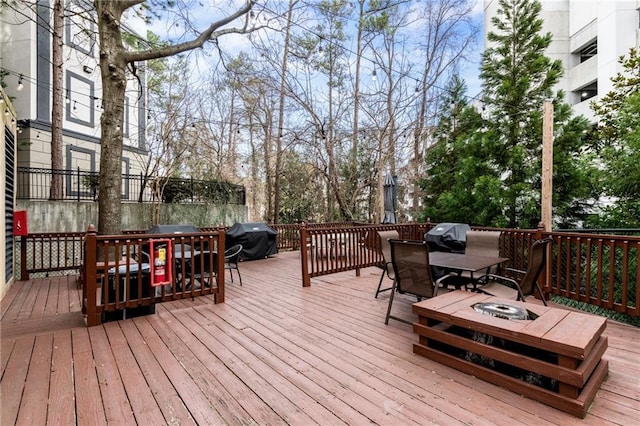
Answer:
xmin=419 ymin=76 xmax=502 ymax=225
xmin=478 ymin=0 xmax=595 ymax=228
xmin=421 ymin=0 xmax=597 ymax=228
xmin=589 ymin=48 xmax=640 ymax=227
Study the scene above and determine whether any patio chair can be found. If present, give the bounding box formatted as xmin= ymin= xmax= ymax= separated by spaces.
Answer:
xmin=224 ymin=244 xmax=243 ymax=285
xmin=459 ymin=230 xmax=502 ymax=286
xmin=385 ymin=239 xmax=455 ymax=325
xmin=375 ymin=230 xmax=399 ymax=298
xmin=475 ymin=238 xmax=552 ymax=305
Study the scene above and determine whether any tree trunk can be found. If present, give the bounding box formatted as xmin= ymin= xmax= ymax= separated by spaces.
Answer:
xmin=49 ymin=0 xmax=64 ymax=200
xmin=273 ymin=0 xmax=296 ymax=224
xmin=96 ymin=1 xmax=126 ymax=235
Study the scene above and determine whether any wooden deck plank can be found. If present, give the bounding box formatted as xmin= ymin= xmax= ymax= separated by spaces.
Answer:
xmin=1 ymin=251 xmax=639 ymax=425
xmin=2 ymin=280 xmax=33 ymax=322
xmin=134 ymin=316 xmax=227 ymax=425
xmin=26 ymin=279 xmax=50 ymax=319
xmin=102 ymin=322 xmax=168 ymax=425
xmin=0 ymin=281 xmax=21 ymax=320
xmin=43 ymin=277 xmax=60 ymax=317
xmin=17 ymin=278 xmax=41 ymax=320
xmin=0 ymin=338 xmax=16 ymax=378
xmin=229 ymin=288 xmax=539 ymax=425
xmin=15 ymin=333 xmax=53 ymax=425
xmin=141 ymin=311 xmax=262 ymax=424
xmin=0 ymin=336 xmax=35 ymax=425
xmin=200 ymin=305 xmax=379 ymax=425
xmin=72 ymin=328 xmax=107 ymax=425
xmin=87 ymin=326 xmax=135 ymax=424
xmin=160 ymin=308 xmax=324 ymax=425
xmin=118 ymin=320 xmax=196 ymax=425
xmin=209 ymin=302 xmax=472 ymax=426
xmin=47 ymin=330 xmax=77 ymax=425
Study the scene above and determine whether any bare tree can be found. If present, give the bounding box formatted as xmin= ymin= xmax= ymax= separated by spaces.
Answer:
xmin=411 ymin=0 xmax=478 ymax=218
xmin=49 ymin=0 xmax=63 ymax=199
xmin=272 ymin=0 xmax=298 ymax=224
xmin=94 ymin=0 xmax=256 ymax=235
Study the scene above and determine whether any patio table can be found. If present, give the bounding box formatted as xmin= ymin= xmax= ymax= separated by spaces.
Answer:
xmin=428 ymin=252 xmax=509 ymax=288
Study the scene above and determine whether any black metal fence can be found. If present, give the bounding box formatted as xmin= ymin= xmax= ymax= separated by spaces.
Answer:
xmin=16 ymin=167 xmax=245 ymax=205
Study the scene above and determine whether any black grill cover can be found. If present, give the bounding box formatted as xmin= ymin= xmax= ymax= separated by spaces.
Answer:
xmin=425 ymin=223 xmax=470 ymax=253
xmin=226 ymin=223 xmax=277 ymax=260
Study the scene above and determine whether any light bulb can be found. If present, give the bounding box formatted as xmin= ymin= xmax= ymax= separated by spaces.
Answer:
xmin=16 ymin=74 xmax=24 ymax=91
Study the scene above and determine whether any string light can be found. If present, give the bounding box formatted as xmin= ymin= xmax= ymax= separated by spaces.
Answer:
xmin=65 ymin=89 xmax=70 ymax=104
xmin=371 ymin=69 xmax=377 ymax=81
xmin=16 ymin=74 xmax=24 ymax=91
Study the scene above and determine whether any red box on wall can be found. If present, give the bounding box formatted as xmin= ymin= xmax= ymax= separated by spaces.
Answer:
xmin=13 ymin=210 xmax=28 ymax=236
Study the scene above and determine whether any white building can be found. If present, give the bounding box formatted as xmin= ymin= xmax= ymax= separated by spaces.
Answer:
xmin=484 ymin=0 xmax=640 ymax=122
xmin=0 ymin=0 xmax=148 ymax=199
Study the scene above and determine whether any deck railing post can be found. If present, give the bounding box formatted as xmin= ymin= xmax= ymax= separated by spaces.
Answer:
xmin=300 ymin=224 xmax=310 ymax=287
xmin=536 ymin=221 xmax=550 ymax=303
xmin=77 ymin=167 xmax=81 ymax=202
xmin=84 ymin=224 xmax=100 ymax=326
xmin=216 ymin=230 xmax=225 ymax=303
xmin=20 ymin=235 xmax=29 ymax=280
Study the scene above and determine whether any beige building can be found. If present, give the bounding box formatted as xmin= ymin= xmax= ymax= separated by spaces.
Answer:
xmin=0 ymin=0 xmax=148 ymax=200
xmin=484 ymin=0 xmax=640 ymax=122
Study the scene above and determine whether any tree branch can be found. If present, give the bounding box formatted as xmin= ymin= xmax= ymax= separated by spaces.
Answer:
xmin=113 ymin=0 xmax=145 ymax=14
xmin=123 ymin=0 xmax=255 ymax=63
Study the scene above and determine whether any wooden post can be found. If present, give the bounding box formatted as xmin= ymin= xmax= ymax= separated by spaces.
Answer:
xmin=84 ymin=224 xmax=99 ymax=326
xmin=541 ymin=100 xmax=554 ymax=231
xmin=216 ymin=230 xmax=225 ymax=303
xmin=300 ymin=224 xmax=310 ymax=287
xmin=20 ymin=236 xmax=29 ymax=280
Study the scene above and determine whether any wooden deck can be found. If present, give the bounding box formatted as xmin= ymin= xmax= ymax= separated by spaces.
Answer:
xmin=1 ymin=251 xmax=638 ymax=425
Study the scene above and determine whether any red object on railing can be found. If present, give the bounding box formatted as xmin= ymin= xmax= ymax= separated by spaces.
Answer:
xmin=13 ymin=210 xmax=28 ymax=236
xmin=150 ymin=239 xmax=172 ymax=287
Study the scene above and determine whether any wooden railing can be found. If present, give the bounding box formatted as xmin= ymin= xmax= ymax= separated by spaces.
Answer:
xmin=300 ymin=223 xmax=640 ymax=318
xmin=299 ymin=223 xmax=433 ymax=286
xmin=18 ymin=231 xmax=86 ymax=280
xmin=82 ymin=226 xmax=225 ymax=326
xmin=547 ymin=232 xmax=640 ymax=317
xmin=14 ymin=222 xmax=640 ymax=318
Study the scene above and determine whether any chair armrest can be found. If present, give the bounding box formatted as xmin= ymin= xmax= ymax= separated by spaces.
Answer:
xmin=476 ymin=273 xmax=520 ymax=290
xmin=505 ymin=267 xmax=526 ymax=275
xmin=435 ymin=273 xmax=459 ymax=286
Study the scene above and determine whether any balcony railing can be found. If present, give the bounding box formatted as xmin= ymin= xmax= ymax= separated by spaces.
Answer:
xmin=14 ymin=222 xmax=640 ymax=319
xmin=16 ymin=167 xmax=245 ymax=204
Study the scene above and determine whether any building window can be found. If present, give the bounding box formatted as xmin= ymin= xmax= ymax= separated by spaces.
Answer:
xmin=576 ymin=81 xmax=598 ymax=102
xmin=66 ymin=71 xmax=95 ymax=127
xmin=579 ymin=41 xmax=597 ymax=63
xmin=66 ymin=145 xmax=96 ymax=198
xmin=65 ymin=0 xmax=96 ymax=56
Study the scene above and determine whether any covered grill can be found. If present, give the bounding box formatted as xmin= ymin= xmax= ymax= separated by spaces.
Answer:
xmin=226 ymin=223 xmax=278 ymax=260
xmin=425 ymin=223 xmax=470 ymax=254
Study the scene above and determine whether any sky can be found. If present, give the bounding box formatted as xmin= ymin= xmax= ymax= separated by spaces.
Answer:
xmin=462 ymin=1 xmax=485 ymax=99
xmin=146 ymin=0 xmax=487 ymax=94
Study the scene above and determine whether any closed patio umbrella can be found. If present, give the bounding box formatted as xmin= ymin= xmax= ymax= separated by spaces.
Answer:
xmin=382 ymin=172 xmax=397 ymax=224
